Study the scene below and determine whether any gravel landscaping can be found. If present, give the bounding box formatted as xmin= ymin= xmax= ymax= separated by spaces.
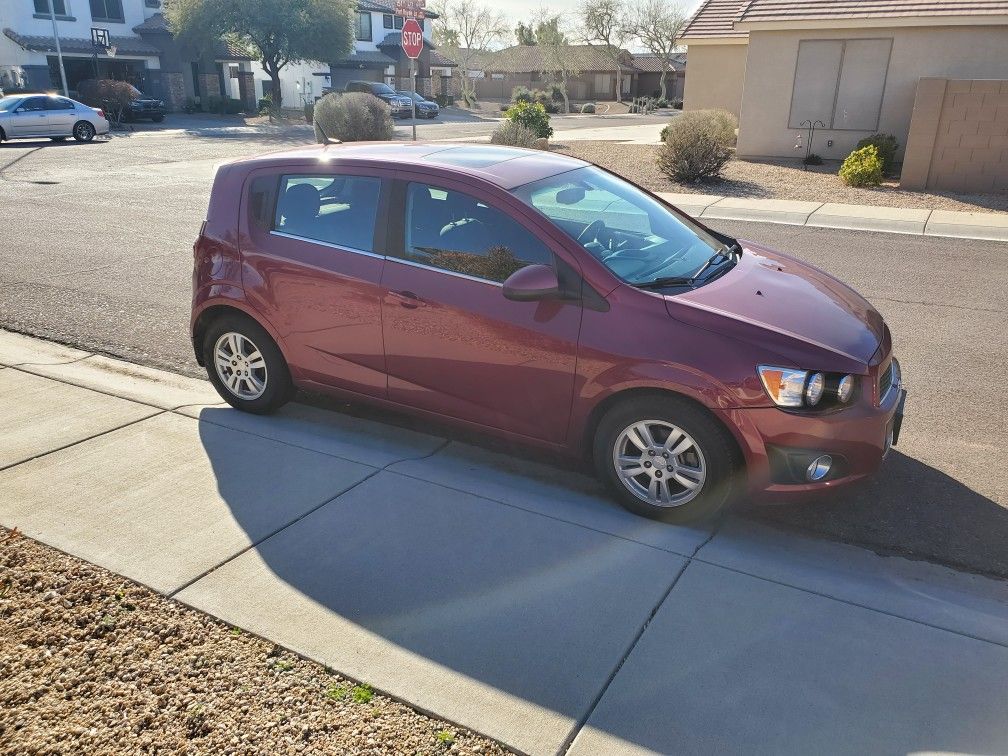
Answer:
xmin=555 ymin=141 xmax=1008 ymax=213
xmin=0 ymin=527 xmax=506 ymax=756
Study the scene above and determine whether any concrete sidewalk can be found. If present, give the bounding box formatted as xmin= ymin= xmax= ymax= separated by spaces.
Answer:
xmin=659 ymin=192 xmax=1008 ymax=242
xmin=3 ymin=328 xmax=1008 ymax=755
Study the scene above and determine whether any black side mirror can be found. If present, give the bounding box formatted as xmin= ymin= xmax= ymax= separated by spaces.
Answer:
xmin=502 ymin=264 xmax=560 ymax=302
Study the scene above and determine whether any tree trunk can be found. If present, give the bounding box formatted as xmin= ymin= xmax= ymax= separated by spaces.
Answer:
xmin=615 ymin=61 xmax=622 ymax=101
xmin=262 ymin=56 xmax=284 ymax=108
xmin=659 ymin=68 xmax=667 ymax=102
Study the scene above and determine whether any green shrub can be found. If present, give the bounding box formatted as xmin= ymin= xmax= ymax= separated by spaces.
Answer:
xmin=303 ymin=101 xmax=314 ymax=123
xmin=672 ymin=98 xmax=683 ymax=110
xmin=533 ymin=89 xmax=559 ymax=113
xmin=312 ymin=92 xmax=394 ymax=143
xmin=257 ymin=94 xmax=273 ymax=112
xmin=490 ymin=120 xmax=538 ymax=148
xmin=839 ymin=144 xmax=883 ymax=187
xmin=504 ymin=100 xmax=552 ymax=139
xmin=855 ymin=133 xmax=899 ymax=176
xmin=511 ymin=85 xmax=533 ymax=104
xmin=580 ymin=102 xmax=595 ymax=114
xmin=657 ymin=109 xmax=738 ymax=182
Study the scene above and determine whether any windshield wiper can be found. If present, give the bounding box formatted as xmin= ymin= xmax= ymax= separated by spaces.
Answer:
xmin=635 ymin=275 xmax=697 ymax=290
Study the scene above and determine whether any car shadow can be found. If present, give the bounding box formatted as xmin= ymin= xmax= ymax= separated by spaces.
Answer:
xmin=195 ymin=397 xmax=1007 ymax=752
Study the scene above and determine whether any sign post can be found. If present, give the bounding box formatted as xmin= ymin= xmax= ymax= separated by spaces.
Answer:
xmin=400 ymin=16 xmax=424 ymax=142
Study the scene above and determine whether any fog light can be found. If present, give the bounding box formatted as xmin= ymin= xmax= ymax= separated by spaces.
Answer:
xmin=806 ymin=455 xmax=832 ymax=481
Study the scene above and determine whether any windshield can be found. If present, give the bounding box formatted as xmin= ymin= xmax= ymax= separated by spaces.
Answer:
xmin=512 ymin=166 xmax=731 ymax=287
xmin=0 ymin=96 xmax=23 ymax=112
xmin=371 ymin=82 xmax=396 ymax=95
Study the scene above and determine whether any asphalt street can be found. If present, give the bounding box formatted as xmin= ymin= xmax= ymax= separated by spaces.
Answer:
xmin=1 ymin=126 xmax=1006 ymax=578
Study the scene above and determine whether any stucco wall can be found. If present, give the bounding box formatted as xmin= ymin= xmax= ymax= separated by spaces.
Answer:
xmin=683 ymin=43 xmax=747 ymax=117
xmin=736 ymin=25 xmax=1008 ymax=159
xmin=901 ymin=78 xmax=1008 ymax=192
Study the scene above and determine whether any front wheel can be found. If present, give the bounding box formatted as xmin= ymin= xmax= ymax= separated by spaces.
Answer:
xmin=202 ymin=314 xmax=293 ymax=414
xmin=72 ymin=121 xmax=96 ymax=142
xmin=151 ymin=115 xmax=164 ymax=123
xmin=593 ymin=396 xmax=741 ymax=523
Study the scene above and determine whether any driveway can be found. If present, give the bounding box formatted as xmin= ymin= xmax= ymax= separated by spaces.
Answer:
xmin=2 ymin=331 xmax=1008 ymax=755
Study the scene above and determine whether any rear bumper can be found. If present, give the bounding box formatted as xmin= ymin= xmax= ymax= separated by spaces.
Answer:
xmin=732 ymin=383 xmax=906 ymax=503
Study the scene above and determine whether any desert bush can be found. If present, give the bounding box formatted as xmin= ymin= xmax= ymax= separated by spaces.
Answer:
xmin=672 ymin=98 xmax=683 ymax=110
xmin=856 ymin=133 xmax=899 ymax=176
xmin=657 ymin=109 xmax=738 ymax=182
xmin=511 ymin=85 xmax=534 ymax=104
xmin=312 ymin=92 xmax=394 ymax=142
xmin=490 ymin=120 xmax=538 ymax=148
xmin=839 ymin=144 xmax=883 ymax=187
xmin=504 ymin=100 xmax=552 ymax=138
xmin=77 ymin=79 xmax=135 ymax=123
xmin=580 ymin=102 xmax=595 ymax=114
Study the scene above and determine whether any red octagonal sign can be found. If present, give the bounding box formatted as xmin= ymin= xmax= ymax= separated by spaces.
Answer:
xmin=401 ymin=18 xmax=424 ymax=60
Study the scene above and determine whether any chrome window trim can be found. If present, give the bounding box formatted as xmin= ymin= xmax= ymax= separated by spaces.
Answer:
xmin=386 ymin=255 xmax=504 ymax=287
xmin=270 ymin=230 xmax=383 ymax=259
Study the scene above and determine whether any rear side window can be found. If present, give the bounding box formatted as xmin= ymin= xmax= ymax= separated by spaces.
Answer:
xmin=273 ymin=174 xmax=381 ymax=252
xmin=46 ymin=97 xmax=75 ymax=110
xmin=401 ymin=182 xmax=553 ymax=283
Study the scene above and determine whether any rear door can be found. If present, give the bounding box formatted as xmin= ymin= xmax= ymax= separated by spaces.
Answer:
xmin=240 ymin=167 xmax=391 ymax=398
xmin=9 ymin=96 xmax=49 ymax=136
xmin=45 ymin=97 xmax=77 ymax=136
xmin=380 ymin=177 xmax=583 ymax=443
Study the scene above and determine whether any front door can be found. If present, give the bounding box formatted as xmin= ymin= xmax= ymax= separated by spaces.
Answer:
xmin=10 ymin=96 xmax=49 ymax=136
xmin=240 ymin=169 xmax=389 ymax=398
xmin=381 ymin=179 xmax=582 ymax=443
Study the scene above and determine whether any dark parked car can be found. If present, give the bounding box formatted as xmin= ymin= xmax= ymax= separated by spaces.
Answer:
xmin=396 ymin=90 xmax=439 ymax=118
xmin=191 ymin=143 xmax=905 ymax=522
xmin=124 ymin=85 xmax=166 ymax=122
xmin=343 ymin=80 xmax=412 ymax=118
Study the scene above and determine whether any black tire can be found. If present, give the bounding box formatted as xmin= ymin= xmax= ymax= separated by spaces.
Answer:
xmin=202 ymin=313 xmax=293 ymax=414
xmin=151 ymin=115 xmax=164 ymax=123
xmin=72 ymin=121 xmax=96 ymax=142
xmin=50 ymin=136 xmax=68 ymax=142
xmin=593 ymin=395 xmax=741 ymax=524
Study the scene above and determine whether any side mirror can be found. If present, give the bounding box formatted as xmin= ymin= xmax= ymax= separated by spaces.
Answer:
xmin=502 ymin=264 xmax=560 ymax=302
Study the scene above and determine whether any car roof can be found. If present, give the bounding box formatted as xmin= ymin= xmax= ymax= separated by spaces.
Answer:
xmin=233 ymin=142 xmax=590 ymax=190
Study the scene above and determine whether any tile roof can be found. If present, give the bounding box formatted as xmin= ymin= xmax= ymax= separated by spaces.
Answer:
xmin=631 ymin=53 xmax=685 ymax=72
xmin=428 ymin=49 xmax=458 ymax=67
xmin=377 ymin=31 xmax=437 ymax=49
xmin=681 ymin=0 xmax=748 ymax=39
xmin=3 ymin=28 xmax=161 ymax=56
xmin=330 ymin=50 xmax=397 ymax=68
xmin=132 ymin=12 xmax=169 ymax=33
xmin=472 ymin=44 xmax=638 ymax=74
xmin=736 ymin=0 xmax=1008 ymax=24
xmin=358 ymin=0 xmax=438 ymax=19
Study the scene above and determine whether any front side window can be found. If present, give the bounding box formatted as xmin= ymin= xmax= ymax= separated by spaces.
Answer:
xmin=355 ymin=12 xmax=372 ymax=41
xmin=34 ymin=0 xmax=68 ymax=16
xmin=273 ymin=174 xmax=381 ymax=253
xmin=401 ymin=182 xmax=552 ymax=283
xmin=19 ymin=96 xmax=48 ymax=112
xmin=90 ymin=0 xmax=123 ymax=22
xmin=512 ymin=166 xmax=727 ymax=287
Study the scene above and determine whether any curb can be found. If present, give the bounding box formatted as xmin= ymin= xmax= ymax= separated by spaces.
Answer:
xmin=657 ymin=193 xmax=1008 ymax=243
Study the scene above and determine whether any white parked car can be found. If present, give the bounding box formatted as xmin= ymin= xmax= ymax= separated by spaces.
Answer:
xmin=0 ymin=94 xmax=109 ymax=143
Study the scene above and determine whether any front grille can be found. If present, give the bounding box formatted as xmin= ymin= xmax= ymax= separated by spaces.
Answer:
xmin=878 ymin=360 xmax=893 ymax=403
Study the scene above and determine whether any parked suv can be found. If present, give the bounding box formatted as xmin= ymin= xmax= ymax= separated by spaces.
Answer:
xmin=191 ymin=143 xmax=906 ymax=523
xmin=343 ymin=80 xmax=413 ymax=118
xmin=125 ymin=85 xmax=166 ymax=122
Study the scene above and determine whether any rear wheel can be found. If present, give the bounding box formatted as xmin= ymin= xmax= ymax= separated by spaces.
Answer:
xmin=72 ymin=121 xmax=96 ymax=142
xmin=151 ymin=114 xmax=164 ymax=123
xmin=202 ymin=314 xmax=293 ymax=414
xmin=593 ymin=395 xmax=741 ymax=523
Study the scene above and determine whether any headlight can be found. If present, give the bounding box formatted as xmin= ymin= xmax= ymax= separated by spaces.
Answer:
xmin=805 ymin=372 xmax=825 ymax=406
xmin=837 ymin=374 xmax=854 ymax=403
xmin=757 ymin=366 xmax=810 ymax=408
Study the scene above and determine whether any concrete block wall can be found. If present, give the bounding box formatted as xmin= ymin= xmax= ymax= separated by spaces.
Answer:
xmin=902 ymin=78 xmax=1008 ymax=192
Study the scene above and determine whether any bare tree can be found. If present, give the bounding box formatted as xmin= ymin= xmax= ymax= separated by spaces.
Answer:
xmin=535 ymin=12 xmax=580 ymax=114
xmin=628 ymin=0 xmax=686 ymax=101
xmin=430 ymin=0 xmax=508 ymax=101
xmin=580 ymin=0 xmax=630 ymax=101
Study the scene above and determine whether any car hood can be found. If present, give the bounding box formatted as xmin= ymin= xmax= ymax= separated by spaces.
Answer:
xmin=664 ymin=241 xmax=885 ymax=368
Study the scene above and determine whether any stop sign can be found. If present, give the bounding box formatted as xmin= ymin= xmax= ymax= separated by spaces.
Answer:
xmin=401 ymin=18 xmax=424 ymax=60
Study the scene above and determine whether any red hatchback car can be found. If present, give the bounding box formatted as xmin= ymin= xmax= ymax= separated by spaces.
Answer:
xmin=192 ymin=143 xmax=905 ymax=522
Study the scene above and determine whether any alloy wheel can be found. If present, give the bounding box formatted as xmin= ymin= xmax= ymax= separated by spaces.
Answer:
xmin=74 ymin=122 xmax=95 ymax=141
xmin=612 ymin=420 xmax=707 ymax=507
xmin=214 ymin=332 xmax=268 ymax=400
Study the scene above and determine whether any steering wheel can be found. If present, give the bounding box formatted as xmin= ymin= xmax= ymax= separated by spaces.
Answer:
xmin=577 ymin=219 xmax=606 ymax=245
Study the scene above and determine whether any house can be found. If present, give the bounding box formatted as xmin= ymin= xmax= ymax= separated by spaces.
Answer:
xmin=633 ymin=52 xmax=686 ymax=102
xmin=458 ymin=44 xmax=652 ymax=102
xmin=681 ymin=0 xmax=1008 ymax=167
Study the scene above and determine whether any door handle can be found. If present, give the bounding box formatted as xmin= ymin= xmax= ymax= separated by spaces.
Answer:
xmin=390 ymin=289 xmax=424 ymax=309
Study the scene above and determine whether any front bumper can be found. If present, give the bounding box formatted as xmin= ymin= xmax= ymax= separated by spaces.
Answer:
xmin=732 ymin=375 xmax=905 ymax=503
